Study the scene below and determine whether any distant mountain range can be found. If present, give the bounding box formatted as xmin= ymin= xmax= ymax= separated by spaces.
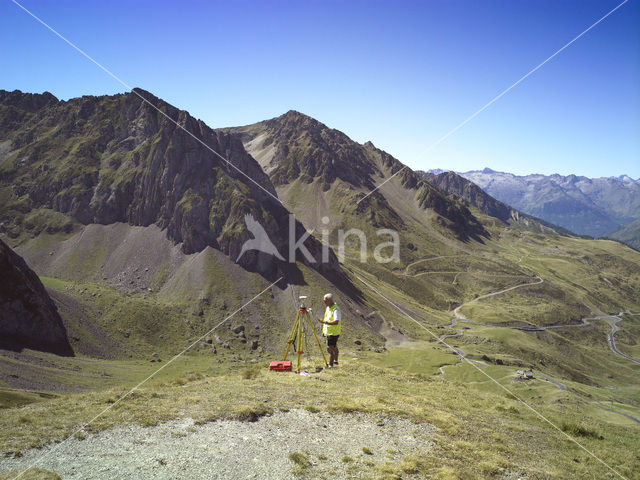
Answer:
xmin=419 ymin=170 xmax=572 ymax=236
xmin=452 ymin=169 xmax=640 ymax=243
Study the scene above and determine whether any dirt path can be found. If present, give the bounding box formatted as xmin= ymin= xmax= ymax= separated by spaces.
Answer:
xmin=402 ymin=255 xmax=459 ymax=275
xmin=444 ymin=276 xmax=639 ymax=390
xmin=453 ymin=277 xmax=544 ymax=321
xmin=0 ymin=410 xmax=434 ymax=480
xmin=537 ymin=372 xmax=566 ymax=390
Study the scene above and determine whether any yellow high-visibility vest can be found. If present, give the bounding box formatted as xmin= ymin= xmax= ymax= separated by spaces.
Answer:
xmin=322 ymin=303 xmax=341 ymax=336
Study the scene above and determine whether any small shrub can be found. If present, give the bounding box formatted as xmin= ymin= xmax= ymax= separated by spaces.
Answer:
xmin=400 ymin=455 xmax=427 ymax=474
xmin=0 ymin=468 xmax=62 ymax=480
xmin=172 ymin=371 xmax=204 ymax=386
xmin=495 ymin=405 xmax=519 ymax=414
xmin=375 ymin=462 xmax=399 ymax=478
xmin=333 ymin=403 xmax=360 ymax=413
xmin=242 ymin=367 xmax=260 ymax=380
xmin=288 ymin=452 xmax=311 ymax=468
xmin=561 ymin=421 xmax=601 ymax=439
xmin=341 ymin=456 xmax=354 ymax=463
xmin=234 ymin=404 xmax=272 ymax=422
xmin=139 ymin=418 xmax=159 ymax=427
xmin=362 ymin=447 xmax=373 ymax=455
xmin=193 ymin=417 xmax=213 ymax=426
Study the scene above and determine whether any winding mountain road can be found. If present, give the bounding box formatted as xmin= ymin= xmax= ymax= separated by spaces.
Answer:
xmin=453 ymin=276 xmax=544 ymax=322
xmin=543 ymin=312 xmax=640 ymax=365
xmin=606 ymin=314 xmax=640 ymax=365
xmin=536 ymin=372 xmax=566 ymax=390
xmin=452 ymin=279 xmax=640 ymax=365
xmin=421 ymin=248 xmax=639 ymax=424
xmin=436 ymin=277 xmax=639 ymax=394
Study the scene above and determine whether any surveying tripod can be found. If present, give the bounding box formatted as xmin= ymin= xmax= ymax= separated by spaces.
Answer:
xmin=283 ymin=296 xmax=328 ymax=373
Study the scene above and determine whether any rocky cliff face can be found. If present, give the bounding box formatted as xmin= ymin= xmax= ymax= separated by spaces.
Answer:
xmin=225 ymin=111 xmax=486 ymax=241
xmin=0 ymin=238 xmax=73 ymax=356
xmin=230 ymin=110 xmax=379 ymax=190
xmin=0 ymin=89 xmax=346 ymax=283
xmin=421 ymin=171 xmax=512 ymax=222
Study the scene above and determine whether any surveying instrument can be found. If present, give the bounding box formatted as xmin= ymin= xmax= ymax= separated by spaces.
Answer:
xmin=282 ymin=296 xmax=328 ymax=373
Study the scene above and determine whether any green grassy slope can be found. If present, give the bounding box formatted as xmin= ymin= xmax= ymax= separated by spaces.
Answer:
xmin=2 ymin=100 xmax=639 ymax=479
xmin=2 ymin=215 xmax=639 ymax=479
xmin=609 ymin=219 xmax=640 ymax=251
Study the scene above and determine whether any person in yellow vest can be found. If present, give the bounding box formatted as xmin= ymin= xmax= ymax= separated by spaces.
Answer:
xmin=317 ymin=293 xmax=341 ymax=367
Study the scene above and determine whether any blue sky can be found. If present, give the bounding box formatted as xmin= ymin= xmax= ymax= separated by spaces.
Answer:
xmin=2 ymin=0 xmax=639 ymax=178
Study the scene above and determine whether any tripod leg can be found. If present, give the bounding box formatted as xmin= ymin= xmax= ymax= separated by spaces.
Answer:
xmin=305 ymin=311 xmax=329 ymax=367
xmin=297 ymin=312 xmax=304 ymax=374
xmin=283 ymin=313 xmax=300 ymax=361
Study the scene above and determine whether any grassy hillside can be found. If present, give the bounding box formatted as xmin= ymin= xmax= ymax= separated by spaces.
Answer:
xmin=1 ymin=343 xmax=639 ymax=478
xmin=2 ymin=98 xmax=639 ymax=479
xmin=609 ymin=219 xmax=640 ymax=251
xmin=3 ymin=214 xmax=639 ymax=478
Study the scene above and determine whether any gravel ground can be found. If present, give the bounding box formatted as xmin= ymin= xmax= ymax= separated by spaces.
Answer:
xmin=1 ymin=410 xmax=434 ymax=479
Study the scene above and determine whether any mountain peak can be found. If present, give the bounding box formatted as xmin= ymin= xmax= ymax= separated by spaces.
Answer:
xmin=459 ymin=169 xmax=640 ymax=239
xmin=282 ymin=109 xmax=306 ymax=117
xmin=615 ymin=174 xmax=636 ymax=183
xmin=129 ymin=87 xmax=171 ymax=110
xmin=0 ymin=89 xmax=58 ymax=111
xmin=271 ymin=109 xmax=327 ymax=129
xmin=131 ymin=87 xmax=154 ymax=96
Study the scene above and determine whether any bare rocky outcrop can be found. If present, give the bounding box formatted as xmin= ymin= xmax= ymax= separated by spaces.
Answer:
xmin=224 ymin=111 xmax=487 ymax=241
xmin=0 ymin=89 xmax=350 ymax=286
xmin=0 ymin=238 xmax=73 ymax=356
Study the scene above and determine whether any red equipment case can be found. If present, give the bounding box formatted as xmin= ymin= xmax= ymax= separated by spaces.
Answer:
xmin=269 ymin=361 xmax=292 ymax=372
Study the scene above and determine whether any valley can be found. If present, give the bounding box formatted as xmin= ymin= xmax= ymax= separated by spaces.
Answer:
xmin=1 ymin=90 xmax=639 ymax=479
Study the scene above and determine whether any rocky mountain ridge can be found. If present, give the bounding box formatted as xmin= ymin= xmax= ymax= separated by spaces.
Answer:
xmin=0 ymin=89 xmax=346 ymax=284
xmin=224 ymin=111 xmax=487 ymax=242
xmin=420 ymin=170 xmax=571 ymax=235
xmin=458 ymin=168 xmax=640 ymax=238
